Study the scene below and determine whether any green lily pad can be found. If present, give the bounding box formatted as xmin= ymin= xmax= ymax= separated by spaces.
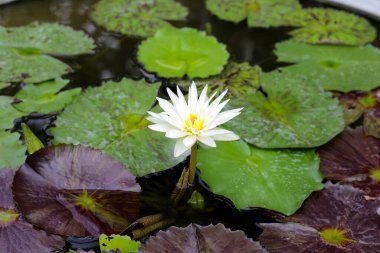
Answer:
xmin=99 ymin=234 xmax=141 ymax=253
xmin=52 ymin=78 xmax=185 ymax=176
xmin=0 ymin=82 xmax=8 ymax=89
xmin=176 ymin=62 xmax=261 ymax=97
xmin=137 ymin=27 xmax=229 ymax=78
xmin=0 ymin=23 xmax=95 ymax=55
xmin=0 ymin=49 xmax=71 ymax=83
xmin=225 ymin=71 xmax=345 ymax=148
xmin=275 ymin=40 xmax=380 ymax=92
xmin=92 ymin=0 xmax=188 ymax=37
xmin=0 ymin=96 xmax=23 ymax=130
xmin=14 ymin=79 xmax=81 ymax=114
xmin=206 ymin=0 xmax=301 ymax=27
xmin=197 ymin=141 xmax=323 ymax=215
xmin=288 ymin=8 xmax=376 ymax=46
xmin=0 ymin=131 xmax=26 ymax=169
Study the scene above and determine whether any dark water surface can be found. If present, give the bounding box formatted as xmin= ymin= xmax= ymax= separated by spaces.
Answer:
xmin=1 ymin=0 xmax=380 ymax=251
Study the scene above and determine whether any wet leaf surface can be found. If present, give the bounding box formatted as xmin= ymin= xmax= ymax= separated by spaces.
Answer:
xmin=206 ymin=0 xmax=301 ymax=28
xmin=259 ymin=183 xmax=380 ymax=252
xmin=275 ymin=40 xmax=380 ymax=92
xmin=99 ymin=234 xmax=140 ymax=253
xmin=288 ymin=8 xmax=376 ymax=46
xmin=14 ymin=79 xmax=81 ymax=114
xmin=0 ymin=131 xmax=26 ymax=169
xmin=52 ymin=78 xmax=186 ymax=176
xmin=0 ymin=49 xmax=71 ymax=83
xmin=0 ymin=169 xmax=64 ymax=253
xmin=226 ymin=71 xmax=345 ymax=148
xmin=176 ymin=62 xmax=261 ymax=97
xmin=92 ymin=0 xmax=188 ymax=37
xmin=198 ymin=140 xmax=323 ymax=215
xmin=0 ymin=96 xmax=23 ymax=130
xmin=140 ymin=223 xmax=267 ymax=253
xmin=13 ymin=144 xmax=141 ymax=236
xmin=0 ymin=23 xmax=95 ymax=55
xmin=318 ymin=127 xmax=380 ymax=196
xmin=138 ymin=27 xmax=229 ymax=78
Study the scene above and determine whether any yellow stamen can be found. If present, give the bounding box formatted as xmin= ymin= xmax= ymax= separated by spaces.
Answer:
xmin=320 ymin=227 xmax=355 ymax=247
xmin=184 ymin=113 xmax=204 ymax=133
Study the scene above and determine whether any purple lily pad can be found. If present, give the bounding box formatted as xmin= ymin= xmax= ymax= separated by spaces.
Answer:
xmin=140 ymin=223 xmax=267 ymax=253
xmin=338 ymin=89 xmax=380 ymax=138
xmin=13 ymin=144 xmax=141 ymax=237
xmin=0 ymin=169 xmax=64 ymax=253
xmin=318 ymin=127 xmax=380 ymax=196
xmin=259 ymin=183 xmax=380 ymax=252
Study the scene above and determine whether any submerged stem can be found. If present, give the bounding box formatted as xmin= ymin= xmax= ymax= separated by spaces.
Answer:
xmin=188 ymin=144 xmax=198 ymax=185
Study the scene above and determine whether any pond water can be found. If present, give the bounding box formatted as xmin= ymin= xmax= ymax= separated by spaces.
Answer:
xmin=1 ymin=0 xmax=380 ymax=252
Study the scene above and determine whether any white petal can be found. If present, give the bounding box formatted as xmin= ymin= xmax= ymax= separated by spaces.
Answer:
xmin=196 ymin=84 xmax=208 ymax=112
xmin=188 ymin=81 xmax=198 ymax=111
xmin=203 ymin=128 xmax=233 ymax=137
xmin=174 ymin=138 xmax=190 ymax=157
xmin=156 ymin=97 xmax=182 ymax=121
xmin=211 ymin=132 xmax=240 ymax=141
xmin=183 ymin=135 xmax=197 ymax=147
xmin=206 ymin=108 xmax=243 ymax=130
xmin=165 ymin=130 xmax=188 ymax=138
xmin=176 ymin=86 xmax=189 ymax=113
xmin=209 ymin=89 xmax=228 ymax=110
xmin=198 ymin=136 xmax=216 ymax=147
xmin=148 ymin=124 xmax=173 ymax=132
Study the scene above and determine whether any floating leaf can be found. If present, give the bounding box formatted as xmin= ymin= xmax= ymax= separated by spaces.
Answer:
xmin=92 ymin=0 xmax=188 ymax=37
xmin=318 ymin=127 xmax=380 ymax=196
xmin=0 ymin=169 xmax=64 ymax=253
xmin=140 ymin=223 xmax=267 ymax=253
xmin=137 ymin=27 xmax=229 ymax=78
xmin=0 ymin=96 xmax=23 ymax=130
xmin=176 ymin=62 xmax=261 ymax=97
xmin=14 ymin=79 xmax=81 ymax=114
xmin=99 ymin=234 xmax=141 ymax=253
xmin=0 ymin=131 xmax=26 ymax=169
xmin=206 ymin=0 xmax=301 ymax=27
xmin=226 ymin=71 xmax=344 ymax=148
xmin=0 ymin=23 xmax=95 ymax=55
xmin=13 ymin=144 xmax=141 ymax=236
xmin=197 ymin=141 xmax=323 ymax=215
xmin=0 ymin=49 xmax=71 ymax=83
xmin=21 ymin=123 xmax=44 ymax=155
xmin=52 ymin=78 xmax=185 ymax=176
xmin=0 ymin=82 xmax=8 ymax=89
xmin=288 ymin=8 xmax=376 ymax=46
xmin=338 ymin=90 xmax=380 ymax=138
xmin=259 ymin=183 xmax=380 ymax=252
xmin=275 ymin=40 xmax=380 ymax=92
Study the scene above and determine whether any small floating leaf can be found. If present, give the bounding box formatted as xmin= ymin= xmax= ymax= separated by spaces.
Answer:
xmin=275 ymin=40 xmax=380 ymax=92
xmin=0 ymin=49 xmax=71 ymax=83
xmin=0 ymin=23 xmax=95 ymax=55
xmin=0 ymin=170 xmax=64 ymax=253
xmin=318 ymin=127 xmax=380 ymax=196
xmin=21 ymin=123 xmax=44 ymax=155
xmin=0 ymin=131 xmax=26 ymax=169
xmin=52 ymin=78 xmax=186 ymax=176
xmin=14 ymin=79 xmax=81 ymax=114
xmin=99 ymin=234 xmax=141 ymax=253
xmin=288 ymin=8 xmax=376 ymax=46
xmin=140 ymin=223 xmax=267 ymax=253
xmin=176 ymin=62 xmax=261 ymax=97
xmin=0 ymin=96 xmax=23 ymax=130
xmin=226 ymin=71 xmax=344 ymax=148
xmin=138 ymin=27 xmax=229 ymax=78
xmin=13 ymin=144 xmax=141 ymax=236
xmin=197 ymin=141 xmax=323 ymax=215
xmin=206 ymin=0 xmax=301 ymax=27
xmin=92 ymin=0 xmax=188 ymax=37
xmin=259 ymin=183 xmax=380 ymax=252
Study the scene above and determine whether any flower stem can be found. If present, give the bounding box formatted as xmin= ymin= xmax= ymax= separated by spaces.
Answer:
xmin=188 ymin=144 xmax=198 ymax=185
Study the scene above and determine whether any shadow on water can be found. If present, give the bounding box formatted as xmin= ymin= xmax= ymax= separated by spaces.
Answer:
xmin=1 ymin=0 xmax=380 ymax=251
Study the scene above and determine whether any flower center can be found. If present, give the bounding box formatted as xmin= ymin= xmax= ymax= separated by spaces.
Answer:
xmin=0 ymin=208 xmax=20 ymax=227
xmin=185 ymin=113 xmax=204 ymax=134
xmin=320 ymin=227 xmax=355 ymax=247
xmin=369 ymin=168 xmax=380 ymax=181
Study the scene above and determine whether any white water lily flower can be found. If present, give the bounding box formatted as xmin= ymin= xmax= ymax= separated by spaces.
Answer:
xmin=147 ymin=81 xmax=242 ymax=157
